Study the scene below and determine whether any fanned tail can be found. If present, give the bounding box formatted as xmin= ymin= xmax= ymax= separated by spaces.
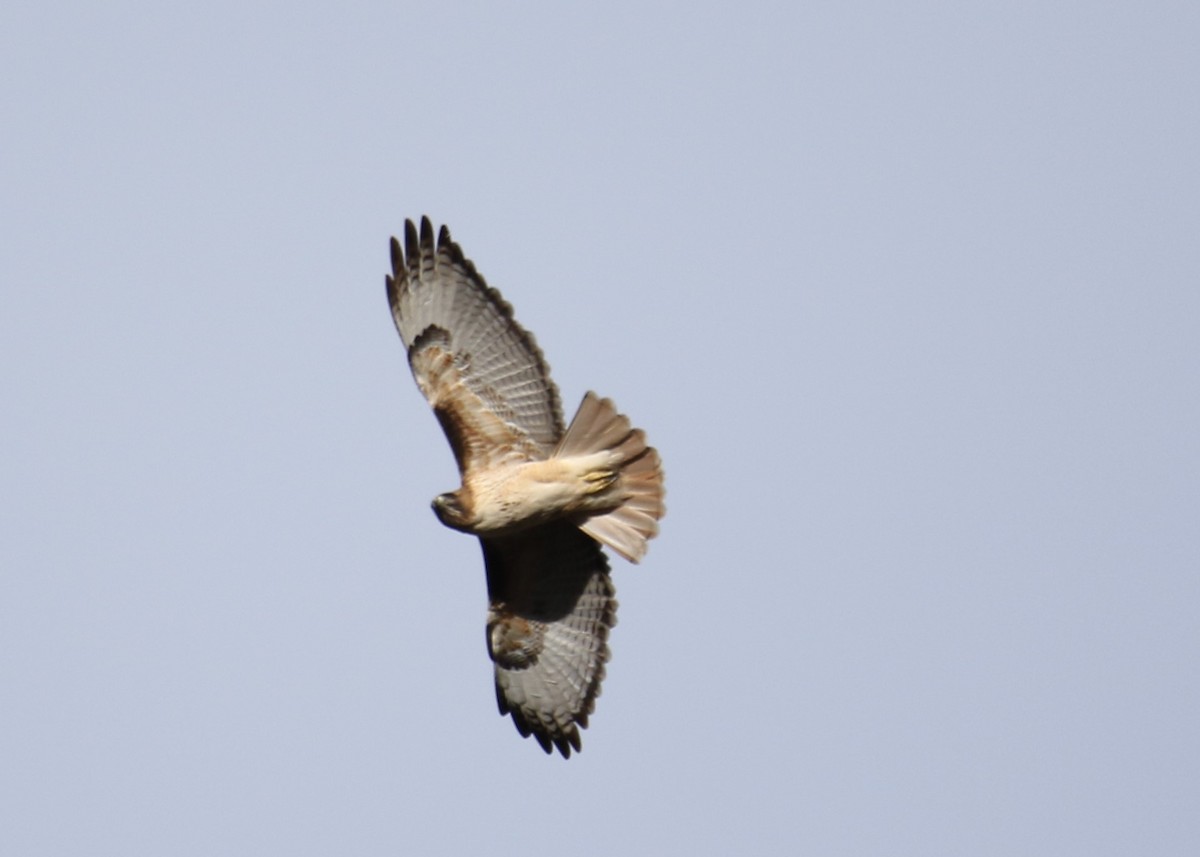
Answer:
xmin=555 ymin=392 xmax=665 ymax=563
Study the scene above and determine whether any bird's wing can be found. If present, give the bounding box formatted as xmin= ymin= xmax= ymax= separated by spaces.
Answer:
xmin=387 ymin=217 xmax=564 ymax=473
xmin=482 ymin=523 xmax=617 ymax=757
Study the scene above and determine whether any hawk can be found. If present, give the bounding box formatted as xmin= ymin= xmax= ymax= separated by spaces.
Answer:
xmin=386 ymin=218 xmax=665 ymax=757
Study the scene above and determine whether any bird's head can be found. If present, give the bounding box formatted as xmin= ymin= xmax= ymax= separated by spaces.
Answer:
xmin=431 ymin=491 xmax=471 ymax=531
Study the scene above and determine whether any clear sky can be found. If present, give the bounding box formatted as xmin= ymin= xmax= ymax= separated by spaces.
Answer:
xmin=2 ymin=2 xmax=1197 ymax=855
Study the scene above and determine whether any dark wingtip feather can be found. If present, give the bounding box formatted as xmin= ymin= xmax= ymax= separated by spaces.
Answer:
xmin=390 ymin=235 xmax=405 ymax=275
xmin=419 ymin=215 xmax=435 ymax=254
xmin=404 ymin=218 xmax=420 ymax=266
xmin=386 ymin=237 xmax=405 ymax=313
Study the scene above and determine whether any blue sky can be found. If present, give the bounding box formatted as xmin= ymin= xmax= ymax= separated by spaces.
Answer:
xmin=2 ymin=2 xmax=1197 ymax=855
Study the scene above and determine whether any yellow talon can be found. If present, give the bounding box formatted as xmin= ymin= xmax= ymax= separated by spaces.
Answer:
xmin=584 ymin=470 xmax=617 ymax=492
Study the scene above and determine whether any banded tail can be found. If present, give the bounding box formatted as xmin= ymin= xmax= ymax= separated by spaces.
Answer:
xmin=555 ymin=392 xmax=665 ymax=563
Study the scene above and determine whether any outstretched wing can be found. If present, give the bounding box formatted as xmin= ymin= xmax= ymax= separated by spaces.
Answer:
xmin=387 ymin=217 xmax=564 ymax=473
xmin=482 ymin=524 xmax=617 ymax=757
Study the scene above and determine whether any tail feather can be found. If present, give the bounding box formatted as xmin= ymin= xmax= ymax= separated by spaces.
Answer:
xmin=555 ymin=392 xmax=635 ymax=457
xmin=555 ymin=392 xmax=665 ymax=563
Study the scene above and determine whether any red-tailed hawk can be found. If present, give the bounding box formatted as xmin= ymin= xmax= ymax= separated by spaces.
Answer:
xmin=386 ymin=218 xmax=665 ymax=757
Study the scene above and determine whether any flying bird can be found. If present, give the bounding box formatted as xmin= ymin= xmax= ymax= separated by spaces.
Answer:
xmin=386 ymin=218 xmax=665 ymax=757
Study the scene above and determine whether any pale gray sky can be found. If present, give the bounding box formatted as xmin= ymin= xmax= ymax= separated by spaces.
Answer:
xmin=2 ymin=2 xmax=1197 ymax=855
